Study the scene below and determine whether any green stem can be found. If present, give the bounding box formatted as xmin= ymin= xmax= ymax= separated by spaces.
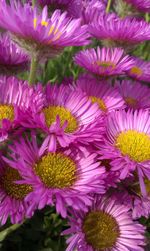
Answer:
xmin=28 ymin=55 xmax=38 ymax=85
xmin=106 ymin=0 xmax=112 ymax=13
xmin=0 ymin=224 xmax=21 ymax=242
xmin=146 ymin=13 xmax=149 ymax=22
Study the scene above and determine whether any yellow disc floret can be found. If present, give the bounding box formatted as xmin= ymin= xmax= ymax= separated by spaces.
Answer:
xmin=0 ymin=105 xmax=14 ymax=121
xmin=34 ymin=153 xmax=77 ymax=188
xmin=42 ymin=106 xmax=78 ymax=133
xmin=96 ymin=61 xmax=116 ymax=69
xmin=116 ymin=130 xmax=150 ymax=162
xmin=130 ymin=66 xmax=142 ymax=77
xmin=83 ymin=210 xmax=119 ymax=250
xmin=1 ymin=168 xmax=32 ymax=200
xmin=90 ymin=96 xmax=107 ymax=112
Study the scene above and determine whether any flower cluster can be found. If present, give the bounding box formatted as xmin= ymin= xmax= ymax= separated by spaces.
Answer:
xmin=0 ymin=0 xmax=150 ymax=251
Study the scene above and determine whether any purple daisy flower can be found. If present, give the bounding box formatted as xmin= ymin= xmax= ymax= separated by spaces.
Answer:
xmin=0 ymin=33 xmax=29 ymax=75
xmin=0 ymin=153 xmax=36 ymax=225
xmin=89 ymin=13 xmax=150 ymax=49
xmin=125 ymin=0 xmax=150 ymax=12
xmin=0 ymin=76 xmax=44 ymax=142
xmin=4 ymin=134 xmax=106 ymax=218
xmin=22 ymin=83 xmax=104 ymax=152
xmin=115 ymin=80 xmax=150 ymax=110
xmin=126 ymin=57 xmax=150 ymax=82
xmin=97 ymin=109 xmax=150 ymax=196
xmin=74 ymin=47 xmax=135 ymax=78
xmin=0 ymin=1 xmax=90 ymax=59
xmin=76 ymin=74 xmax=125 ymax=113
xmin=63 ymin=195 xmax=146 ymax=251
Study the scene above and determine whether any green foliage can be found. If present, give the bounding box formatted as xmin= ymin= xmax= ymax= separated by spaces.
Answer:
xmin=0 ymin=207 xmax=67 ymax=251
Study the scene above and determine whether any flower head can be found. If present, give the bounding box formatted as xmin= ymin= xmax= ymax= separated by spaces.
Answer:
xmin=63 ymin=195 xmax=145 ymax=251
xmin=4 ymin=134 xmax=106 ymax=218
xmin=0 ymin=153 xmax=36 ymax=225
xmin=127 ymin=57 xmax=150 ymax=82
xmin=0 ymin=76 xmax=44 ymax=142
xmin=74 ymin=47 xmax=135 ymax=78
xmin=125 ymin=0 xmax=150 ymax=12
xmin=89 ymin=13 xmax=150 ymax=49
xmin=23 ymin=83 xmax=104 ymax=152
xmin=97 ymin=109 xmax=150 ymax=196
xmin=0 ymin=33 xmax=29 ymax=75
xmin=0 ymin=1 xmax=90 ymax=59
xmin=116 ymin=80 xmax=150 ymax=110
xmin=76 ymin=74 xmax=125 ymax=113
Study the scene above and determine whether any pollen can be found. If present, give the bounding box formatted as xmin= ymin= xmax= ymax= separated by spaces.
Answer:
xmin=0 ymin=104 xmax=14 ymax=121
xmin=83 ymin=210 xmax=119 ymax=250
xmin=124 ymin=97 xmax=137 ymax=108
xmin=116 ymin=130 xmax=150 ymax=162
xmin=48 ymin=26 xmax=61 ymax=41
xmin=34 ymin=153 xmax=77 ymax=189
xmin=33 ymin=18 xmax=37 ymax=29
xmin=130 ymin=66 xmax=143 ymax=77
xmin=1 ymin=167 xmax=32 ymax=200
xmin=96 ymin=61 xmax=116 ymax=69
xmin=33 ymin=18 xmax=48 ymax=29
xmin=90 ymin=96 xmax=107 ymax=112
xmin=41 ymin=20 xmax=48 ymax=27
xmin=42 ymin=105 xmax=78 ymax=133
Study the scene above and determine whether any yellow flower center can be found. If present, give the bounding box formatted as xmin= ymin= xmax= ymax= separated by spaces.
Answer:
xmin=90 ymin=96 xmax=107 ymax=112
xmin=83 ymin=211 xmax=119 ymax=250
xmin=116 ymin=130 xmax=150 ymax=162
xmin=1 ymin=168 xmax=32 ymax=200
xmin=130 ymin=66 xmax=143 ymax=77
xmin=0 ymin=105 xmax=14 ymax=121
xmin=124 ymin=97 xmax=137 ymax=108
xmin=34 ymin=153 xmax=77 ymax=188
xmin=42 ymin=106 xmax=78 ymax=133
xmin=96 ymin=61 xmax=116 ymax=69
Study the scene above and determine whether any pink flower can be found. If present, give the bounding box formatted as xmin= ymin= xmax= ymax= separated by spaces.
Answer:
xmin=4 ymin=134 xmax=106 ymax=218
xmin=0 ymin=76 xmax=44 ymax=142
xmin=63 ymin=195 xmax=146 ymax=251
xmin=89 ymin=13 xmax=150 ymax=48
xmin=74 ymin=47 xmax=135 ymax=78
xmin=0 ymin=1 xmax=90 ymax=58
xmin=97 ymin=109 xmax=150 ymax=196
xmin=115 ymin=80 xmax=150 ymax=110
xmin=0 ymin=153 xmax=36 ymax=225
xmin=21 ymin=83 xmax=104 ymax=151
xmin=127 ymin=57 xmax=150 ymax=82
